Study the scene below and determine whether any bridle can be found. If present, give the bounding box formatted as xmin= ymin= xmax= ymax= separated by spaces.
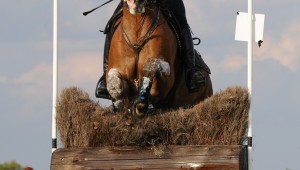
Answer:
xmin=120 ymin=1 xmax=161 ymax=79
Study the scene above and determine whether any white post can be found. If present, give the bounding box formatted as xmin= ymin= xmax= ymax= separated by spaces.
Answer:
xmin=247 ymin=0 xmax=253 ymax=169
xmin=52 ymin=0 xmax=58 ymax=153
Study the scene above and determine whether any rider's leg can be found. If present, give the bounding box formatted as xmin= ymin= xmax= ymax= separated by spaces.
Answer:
xmin=181 ymin=25 xmax=205 ymax=92
xmin=166 ymin=0 xmax=205 ymax=92
xmin=95 ymin=32 xmax=111 ymax=98
xmin=95 ymin=2 xmax=123 ymax=98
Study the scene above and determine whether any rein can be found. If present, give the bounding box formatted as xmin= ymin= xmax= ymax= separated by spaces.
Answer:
xmin=120 ymin=6 xmax=161 ymax=78
xmin=83 ymin=0 xmax=114 ymax=16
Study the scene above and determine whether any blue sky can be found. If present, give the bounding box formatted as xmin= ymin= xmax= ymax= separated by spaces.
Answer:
xmin=1 ymin=0 xmax=300 ymax=169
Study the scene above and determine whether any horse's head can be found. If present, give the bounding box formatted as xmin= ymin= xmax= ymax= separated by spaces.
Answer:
xmin=124 ymin=0 xmax=148 ymax=14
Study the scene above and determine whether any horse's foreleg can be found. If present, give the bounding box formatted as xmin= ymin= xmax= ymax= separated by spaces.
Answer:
xmin=132 ymin=76 xmax=153 ymax=118
xmin=132 ymin=59 xmax=171 ymax=118
xmin=107 ymin=68 xmax=128 ymax=111
xmin=143 ymin=58 xmax=172 ymax=102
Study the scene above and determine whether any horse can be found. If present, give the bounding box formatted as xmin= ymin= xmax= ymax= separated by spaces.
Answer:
xmin=106 ymin=0 xmax=213 ymax=118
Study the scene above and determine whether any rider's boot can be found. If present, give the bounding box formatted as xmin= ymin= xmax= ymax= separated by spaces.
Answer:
xmin=95 ymin=32 xmax=111 ymax=98
xmin=182 ymin=25 xmax=206 ymax=93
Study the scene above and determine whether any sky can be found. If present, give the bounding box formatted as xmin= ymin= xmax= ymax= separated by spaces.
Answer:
xmin=0 ymin=0 xmax=300 ymax=169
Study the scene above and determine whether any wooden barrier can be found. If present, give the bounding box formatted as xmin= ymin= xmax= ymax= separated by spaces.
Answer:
xmin=51 ymin=145 xmax=248 ymax=170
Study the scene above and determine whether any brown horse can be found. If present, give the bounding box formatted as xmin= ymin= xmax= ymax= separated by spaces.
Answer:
xmin=106 ymin=0 xmax=212 ymax=117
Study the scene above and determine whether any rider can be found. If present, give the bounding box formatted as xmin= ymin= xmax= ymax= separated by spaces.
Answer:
xmin=96 ymin=0 xmax=205 ymax=98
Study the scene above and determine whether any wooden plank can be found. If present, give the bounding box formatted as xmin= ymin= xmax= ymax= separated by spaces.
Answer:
xmin=51 ymin=145 xmax=248 ymax=170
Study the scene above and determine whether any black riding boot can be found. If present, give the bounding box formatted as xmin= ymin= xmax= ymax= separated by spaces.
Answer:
xmin=95 ymin=32 xmax=111 ymax=99
xmin=182 ymin=25 xmax=205 ymax=93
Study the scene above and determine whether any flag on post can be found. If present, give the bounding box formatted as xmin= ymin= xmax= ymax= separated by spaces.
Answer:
xmin=235 ymin=12 xmax=265 ymax=43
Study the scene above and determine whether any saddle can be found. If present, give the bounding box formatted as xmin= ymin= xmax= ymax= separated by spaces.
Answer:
xmin=103 ymin=3 xmax=210 ymax=74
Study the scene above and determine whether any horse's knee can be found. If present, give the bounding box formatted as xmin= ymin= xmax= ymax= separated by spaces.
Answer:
xmin=143 ymin=58 xmax=170 ymax=79
xmin=107 ymin=68 xmax=127 ymax=99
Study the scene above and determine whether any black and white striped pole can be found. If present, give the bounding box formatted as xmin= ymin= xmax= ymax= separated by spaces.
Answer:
xmin=52 ymin=0 xmax=58 ymax=152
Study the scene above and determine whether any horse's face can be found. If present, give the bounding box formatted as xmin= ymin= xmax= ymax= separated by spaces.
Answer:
xmin=125 ymin=0 xmax=147 ymax=14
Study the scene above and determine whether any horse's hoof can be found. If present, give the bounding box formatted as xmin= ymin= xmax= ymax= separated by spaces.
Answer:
xmin=132 ymin=100 xmax=148 ymax=118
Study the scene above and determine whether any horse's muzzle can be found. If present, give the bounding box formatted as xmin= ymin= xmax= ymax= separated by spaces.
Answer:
xmin=126 ymin=0 xmax=146 ymax=14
